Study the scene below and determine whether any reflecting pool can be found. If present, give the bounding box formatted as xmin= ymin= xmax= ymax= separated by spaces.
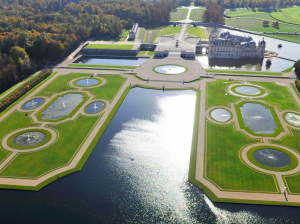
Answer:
xmin=22 ymin=98 xmax=44 ymax=110
xmin=0 ymin=89 xmax=298 ymax=223
xmin=76 ymin=78 xmax=99 ymax=86
xmin=42 ymin=93 xmax=84 ymax=120
xmin=254 ymin=149 xmax=291 ymax=168
xmin=86 ymin=101 xmax=105 ymax=114
xmin=13 ymin=131 xmax=46 ymax=147
xmin=155 ymin=65 xmax=186 ymax=74
xmin=240 ymin=103 xmax=277 ymax=134
xmin=285 ymin=112 xmax=300 ymax=127
xmin=211 ymin=108 xmax=231 ymax=122
xmin=235 ymin=86 xmax=261 ymax=95
xmin=74 ymin=56 xmax=148 ymax=66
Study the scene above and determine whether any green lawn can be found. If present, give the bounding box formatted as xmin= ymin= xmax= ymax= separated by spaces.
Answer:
xmin=206 ymin=69 xmax=282 ymax=76
xmin=35 ymin=73 xmax=89 ymax=97
xmin=137 ymin=51 xmax=147 ymax=56
xmin=148 ymin=50 xmax=154 ymax=56
xmin=189 ymin=8 xmax=205 ymax=21
xmin=205 ymin=120 xmax=278 ymax=192
xmin=263 ymin=33 xmax=300 ymax=44
xmin=205 ymin=80 xmax=240 ymax=109
xmin=68 ymin=64 xmax=136 ymax=69
xmin=226 ymin=17 xmax=300 ymax=33
xmin=85 ymin=44 xmax=133 ymax=50
xmin=271 ymin=7 xmax=300 ymax=25
xmin=225 ymin=8 xmax=268 ymax=17
xmin=170 ymin=8 xmax=188 ymax=21
xmin=186 ymin=27 xmax=208 ymax=38
xmin=282 ymin=66 xmax=294 ymax=72
xmin=290 ymin=83 xmax=300 ymax=99
xmin=250 ymin=81 xmax=300 ymax=111
xmin=144 ymin=30 xmax=160 ymax=43
xmin=89 ymin=74 xmax=127 ymax=102
xmin=161 ymin=26 xmax=181 ymax=36
xmin=0 ymin=115 xmax=99 ymax=178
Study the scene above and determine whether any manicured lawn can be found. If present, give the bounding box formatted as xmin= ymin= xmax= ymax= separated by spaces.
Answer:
xmin=35 ymin=73 xmax=89 ymax=97
xmin=186 ymin=26 xmax=208 ymax=38
xmin=148 ymin=50 xmax=154 ymax=56
xmin=206 ymin=69 xmax=282 ymax=76
xmin=137 ymin=51 xmax=146 ymax=56
xmin=161 ymin=26 xmax=181 ymax=36
xmin=122 ymin=30 xmax=129 ymax=38
xmin=205 ymin=120 xmax=278 ymax=192
xmin=271 ymin=7 xmax=300 ymax=25
xmin=282 ymin=66 xmax=294 ymax=72
xmin=0 ymin=115 xmax=99 ymax=178
xmin=68 ymin=64 xmax=136 ymax=69
xmin=89 ymin=74 xmax=127 ymax=102
xmin=226 ymin=17 xmax=300 ymax=33
xmin=189 ymin=8 xmax=205 ymax=21
xmin=263 ymin=33 xmax=300 ymax=44
xmin=250 ymin=81 xmax=300 ymax=111
xmin=225 ymin=8 xmax=268 ymax=17
xmin=170 ymin=8 xmax=188 ymax=21
xmin=85 ymin=44 xmax=133 ymax=50
xmin=205 ymin=80 xmax=240 ymax=109
xmin=290 ymin=83 xmax=300 ymax=99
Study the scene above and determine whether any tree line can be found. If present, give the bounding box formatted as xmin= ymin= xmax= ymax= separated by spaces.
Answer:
xmin=0 ymin=0 xmax=175 ymax=92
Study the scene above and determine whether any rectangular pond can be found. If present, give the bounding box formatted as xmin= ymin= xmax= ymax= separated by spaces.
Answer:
xmin=240 ymin=103 xmax=277 ymax=134
xmin=42 ymin=93 xmax=84 ymax=120
xmin=74 ymin=56 xmax=148 ymax=66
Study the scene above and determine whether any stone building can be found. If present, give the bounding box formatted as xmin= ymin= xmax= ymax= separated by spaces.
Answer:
xmin=208 ymin=28 xmax=266 ymax=59
xmin=129 ymin=23 xmax=139 ymax=39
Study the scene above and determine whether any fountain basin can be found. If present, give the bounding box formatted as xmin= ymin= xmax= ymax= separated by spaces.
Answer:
xmin=22 ymin=98 xmax=44 ymax=110
xmin=85 ymin=101 xmax=105 ymax=114
xmin=76 ymin=78 xmax=100 ymax=87
xmin=210 ymin=108 xmax=231 ymax=122
xmin=39 ymin=93 xmax=86 ymax=121
xmin=234 ymin=86 xmax=261 ymax=95
xmin=284 ymin=112 xmax=300 ymax=127
xmin=154 ymin=65 xmax=187 ymax=74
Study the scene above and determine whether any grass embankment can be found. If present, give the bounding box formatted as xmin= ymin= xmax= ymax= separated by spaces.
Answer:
xmin=186 ymin=26 xmax=208 ymax=38
xmin=290 ymin=83 xmax=300 ymax=99
xmin=189 ymin=8 xmax=205 ymax=21
xmin=0 ymin=115 xmax=99 ymax=178
xmin=225 ymin=8 xmax=267 ymax=17
xmin=85 ymin=44 xmax=133 ymax=50
xmin=161 ymin=26 xmax=181 ymax=36
xmin=137 ymin=50 xmax=154 ymax=57
xmin=68 ymin=64 xmax=136 ymax=69
xmin=282 ymin=66 xmax=294 ymax=72
xmin=205 ymin=80 xmax=240 ymax=109
xmin=271 ymin=7 xmax=300 ymax=25
xmin=170 ymin=8 xmax=188 ymax=21
xmin=250 ymin=81 xmax=300 ymax=111
xmin=226 ymin=17 xmax=300 ymax=33
xmin=205 ymin=120 xmax=279 ymax=192
xmin=206 ymin=69 xmax=282 ymax=76
xmin=263 ymin=33 xmax=300 ymax=44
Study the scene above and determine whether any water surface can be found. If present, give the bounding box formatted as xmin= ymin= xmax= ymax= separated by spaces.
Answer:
xmin=285 ymin=113 xmax=300 ymax=127
xmin=155 ymin=65 xmax=186 ymax=74
xmin=211 ymin=108 xmax=231 ymax=122
xmin=235 ymin=86 xmax=261 ymax=95
xmin=240 ymin=103 xmax=277 ymax=134
xmin=22 ymin=98 xmax=44 ymax=110
xmin=254 ymin=149 xmax=291 ymax=168
xmin=86 ymin=101 xmax=105 ymax=114
xmin=76 ymin=79 xmax=99 ymax=86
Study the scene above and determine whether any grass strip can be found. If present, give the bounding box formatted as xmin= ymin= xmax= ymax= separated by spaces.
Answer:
xmin=206 ymin=69 xmax=282 ymax=76
xmin=282 ymin=66 xmax=294 ymax=72
xmin=85 ymin=44 xmax=133 ymax=50
xmin=69 ymin=64 xmax=136 ymax=69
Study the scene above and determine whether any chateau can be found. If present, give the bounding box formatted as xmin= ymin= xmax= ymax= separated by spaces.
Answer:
xmin=208 ymin=28 xmax=266 ymax=59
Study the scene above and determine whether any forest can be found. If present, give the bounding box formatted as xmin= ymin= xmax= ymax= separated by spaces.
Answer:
xmin=0 ymin=0 xmax=176 ymax=92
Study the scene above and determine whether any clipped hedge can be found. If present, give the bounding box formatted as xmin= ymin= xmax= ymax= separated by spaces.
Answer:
xmin=0 ymin=69 xmax=52 ymax=113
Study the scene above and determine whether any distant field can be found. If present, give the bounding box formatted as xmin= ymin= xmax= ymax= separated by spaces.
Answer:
xmin=226 ymin=17 xmax=300 ymax=33
xmin=186 ymin=27 xmax=208 ymax=38
xmin=271 ymin=7 xmax=300 ymax=25
xmin=170 ymin=8 xmax=188 ymax=21
xmin=189 ymin=8 xmax=205 ymax=21
xmin=161 ymin=26 xmax=181 ymax=35
xmin=86 ymin=44 xmax=133 ymax=50
xmin=263 ymin=33 xmax=300 ymax=44
xmin=225 ymin=8 xmax=267 ymax=17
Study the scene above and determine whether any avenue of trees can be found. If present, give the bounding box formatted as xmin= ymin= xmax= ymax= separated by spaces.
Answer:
xmin=0 ymin=0 xmax=176 ymax=92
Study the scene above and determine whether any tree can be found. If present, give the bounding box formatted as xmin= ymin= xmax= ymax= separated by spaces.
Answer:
xmin=263 ymin=20 xmax=269 ymax=27
xmin=10 ymin=46 xmax=28 ymax=63
xmin=294 ymin=59 xmax=300 ymax=76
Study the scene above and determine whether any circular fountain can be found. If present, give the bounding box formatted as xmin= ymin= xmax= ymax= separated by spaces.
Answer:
xmin=85 ymin=101 xmax=105 ymax=114
xmin=13 ymin=131 xmax=47 ymax=147
xmin=76 ymin=78 xmax=99 ymax=87
xmin=210 ymin=108 xmax=231 ymax=122
xmin=22 ymin=98 xmax=44 ymax=110
xmin=284 ymin=112 xmax=300 ymax=127
xmin=234 ymin=86 xmax=261 ymax=95
xmin=154 ymin=65 xmax=187 ymax=74
xmin=253 ymin=148 xmax=291 ymax=168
